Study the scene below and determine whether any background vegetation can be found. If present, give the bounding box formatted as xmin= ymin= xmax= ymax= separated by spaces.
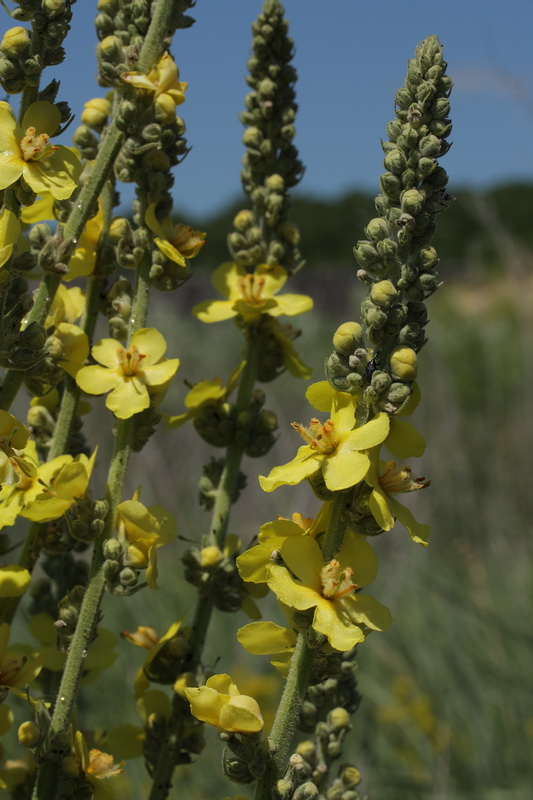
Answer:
xmin=10 ymin=180 xmax=532 ymax=799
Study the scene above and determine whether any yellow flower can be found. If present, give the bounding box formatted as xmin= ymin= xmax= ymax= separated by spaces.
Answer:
xmin=0 ymin=441 xmax=96 ymax=529
xmin=0 ymin=101 xmax=81 ymax=199
xmin=0 ymin=623 xmax=42 ymax=692
xmin=145 ymin=203 xmax=205 ymax=266
xmin=116 ymin=496 xmax=176 ymax=589
xmin=236 ymin=505 xmax=330 ymax=584
xmin=364 ymin=446 xmax=431 ymax=545
xmin=237 ymin=620 xmax=297 ymax=678
xmin=167 ymin=361 xmax=244 ymax=428
xmin=266 ymin=532 xmax=392 ymax=651
xmin=0 ymin=566 xmax=31 ymax=598
xmin=49 ymin=322 xmax=90 ymax=378
xmin=0 ymin=208 xmax=21 ymax=268
xmin=45 ymin=284 xmax=86 ymax=328
xmin=65 ymin=200 xmax=105 ymax=280
xmin=121 ymin=52 xmax=187 ymax=123
xmin=76 ymin=328 xmax=179 ymax=419
xmin=259 ymin=403 xmax=389 ymax=493
xmin=0 ymin=409 xmax=32 ymax=487
xmin=192 ymin=262 xmax=313 ymax=324
xmin=185 ymin=674 xmax=264 ymax=733
xmin=64 ymin=731 xmax=123 ymax=800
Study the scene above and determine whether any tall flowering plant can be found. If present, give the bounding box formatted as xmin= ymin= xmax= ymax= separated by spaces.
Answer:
xmin=0 ymin=2 xmax=452 ymax=799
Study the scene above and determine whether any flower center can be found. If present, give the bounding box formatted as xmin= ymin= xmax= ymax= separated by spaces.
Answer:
xmin=378 ymin=460 xmax=430 ymax=493
xmin=291 ymin=418 xmax=339 ymax=454
xmin=118 ymin=345 xmax=146 ymax=377
xmin=19 ymin=127 xmax=58 ymax=162
xmin=237 ymin=273 xmax=266 ymax=306
xmin=320 ymin=559 xmax=359 ymax=599
xmin=170 ymin=223 xmax=204 ymax=256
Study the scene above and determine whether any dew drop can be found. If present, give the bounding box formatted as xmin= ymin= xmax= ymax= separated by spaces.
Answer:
xmin=60 ymin=695 xmax=66 ymax=702
xmin=81 ymin=648 xmax=88 ymax=658
xmin=76 ymin=203 xmax=82 ymax=210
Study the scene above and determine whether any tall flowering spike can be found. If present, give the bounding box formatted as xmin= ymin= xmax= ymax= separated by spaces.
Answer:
xmin=325 ymin=35 xmax=453 ymax=415
xmin=229 ymin=0 xmax=304 ymax=274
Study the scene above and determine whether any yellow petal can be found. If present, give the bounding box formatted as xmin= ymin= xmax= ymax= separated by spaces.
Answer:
xmin=0 ymin=565 xmax=31 ymax=597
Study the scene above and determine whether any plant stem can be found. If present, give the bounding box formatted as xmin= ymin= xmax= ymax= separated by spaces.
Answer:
xmin=148 ymin=333 xmax=261 ymax=800
xmin=321 ymin=489 xmax=354 ymax=562
xmin=254 ymin=632 xmax=315 ymax=800
xmin=32 ymin=417 xmax=133 ymax=800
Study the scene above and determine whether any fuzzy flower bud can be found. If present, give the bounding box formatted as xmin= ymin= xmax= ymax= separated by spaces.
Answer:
xmin=365 ymin=217 xmax=390 ymax=242
xmin=17 ymin=721 xmax=41 ymax=748
xmin=332 ymin=322 xmax=364 ymax=354
xmin=327 ymin=707 xmax=351 ymax=732
xmin=81 ymin=96 xmax=111 ymax=129
xmin=370 ymin=280 xmax=398 ymax=308
xmin=389 ymin=346 xmax=418 ymax=381
xmin=1 ymin=26 xmax=30 ymax=55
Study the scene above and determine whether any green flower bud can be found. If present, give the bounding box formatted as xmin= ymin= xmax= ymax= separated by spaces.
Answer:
xmin=427 ymin=165 xmax=448 ymax=189
xmin=119 ymin=567 xmax=138 ymax=587
xmin=332 ymin=321 xmax=364 ymax=354
xmin=419 ymin=133 xmax=441 ymax=157
xmin=327 ymin=707 xmax=351 ymax=732
xmin=353 ymin=240 xmax=379 ymax=268
xmin=259 ymin=77 xmax=276 ymax=97
xmin=376 ymin=237 xmax=398 ymax=261
xmin=383 ymin=148 xmax=407 ymax=175
xmin=370 ymin=280 xmax=398 ymax=307
xmin=417 ymin=246 xmax=438 ymax=269
xmin=383 ymin=381 xmax=411 ymax=408
xmin=296 ymin=740 xmax=315 ymax=760
xmin=390 ymin=346 xmax=417 ymax=381
xmin=371 ymin=370 xmax=392 ymax=393
xmin=428 ymin=118 xmax=452 ymax=137
xmin=233 ymin=209 xmax=255 ymax=232
xmin=293 ymin=781 xmax=319 ymax=800
xmin=103 ymin=539 xmax=122 ymax=560
xmin=97 ymin=35 xmax=123 ymax=63
xmin=394 ymin=87 xmax=412 ymax=109
xmin=419 ymin=272 xmax=440 ymax=294
xmin=1 ymin=26 xmax=30 ymax=55
xmin=401 ymin=188 xmax=425 ymax=215
xmin=362 ymin=304 xmax=387 ymax=329
xmin=431 ymin=96 xmax=450 ymax=119
xmin=380 ymin=172 xmax=402 ymax=201
xmin=243 ymin=126 xmax=263 ymax=147
xmin=276 ymin=779 xmax=294 ymax=800
xmin=365 ymin=217 xmax=390 ymax=242
xmin=417 ymin=156 xmax=437 ymax=178
xmin=265 ymin=173 xmax=284 ymax=192
xmin=341 ymin=766 xmax=362 ymax=788
xmin=108 ymin=216 xmax=131 ymax=243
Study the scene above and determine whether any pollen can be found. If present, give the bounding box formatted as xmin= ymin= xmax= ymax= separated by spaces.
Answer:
xmin=320 ymin=559 xmax=359 ymax=599
xmin=118 ymin=344 xmax=146 ymax=377
xmin=291 ymin=418 xmax=338 ymax=454
xmin=237 ymin=273 xmax=266 ymax=306
xmin=19 ymin=127 xmax=58 ymax=162
xmin=378 ymin=460 xmax=430 ymax=493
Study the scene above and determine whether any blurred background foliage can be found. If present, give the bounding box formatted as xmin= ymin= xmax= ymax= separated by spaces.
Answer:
xmin=9 ymin=181 xmax=532 ymax=799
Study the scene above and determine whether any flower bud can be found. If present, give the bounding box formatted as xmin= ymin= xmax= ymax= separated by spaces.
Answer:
xmin=18 ymin=721 xmax=41 ymax=747
xmin=108 ymin=216 xmax=131 ymax=243
xmin=327 ymin=707 xmax=351 ymax=732
xmin=389 ymin=346 xmax=417 ymax=381
xmin=353 ymin=240 xmax=379 ymax=268
xmin=362 ymin=223 xmax=387 ymax=250
xmin=370 ymin=280 xmax=398 ymax=308
xmin=380 ymin=172 xmax=402 ymax=201
xmin=431 ymin=96 xmax=450 ymax=119
xmin=1 ymin=26 xmax=30 ymax=55
xmin=293 ymin=781 xmax=319 ymax=800
xmin=155 ymin=93 xmax=177 ymax=124
xmin=81 ymin=96 xmax=111 ymax=129
xmin=401 ymin=188 xmax=425 ymax=215
xmin=419 ymin=134 xmax=441 ymax=157
xmin=265 ymin=173 xmax=284 ymax=192
xmin=341 ymin=765 xmax=362 ymax=788
xmin=199 ymin=545 xmax=223 ymax=568
xmin=332 ymin=321 xmax=364 ymax=354
xmin=383 ymin=148 xmax=407 ymax=175
xmin=417 ymin=246 xmax=438 ymax=269
xmin=97 ymin=35 xmax=123 ymax=62
xmin=243 ymin=126 xmax=263 ymax=147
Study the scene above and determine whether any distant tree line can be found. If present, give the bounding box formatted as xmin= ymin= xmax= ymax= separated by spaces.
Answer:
xmin=178 ymin=182 xmax=533 ymax=277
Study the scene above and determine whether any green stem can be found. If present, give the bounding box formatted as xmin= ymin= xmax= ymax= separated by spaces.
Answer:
xmin=148 ymin=334 xmax=261 ymax=800
xmin=32 ymin=418 xmax=133 ymax=800
xmin=254 ymin=632 xmax=315 ymax=800
xmin=321 ymin=489 xmax=354 ymax=562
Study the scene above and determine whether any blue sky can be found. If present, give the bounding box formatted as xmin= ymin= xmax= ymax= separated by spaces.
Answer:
xmin=31 ymin=0 xmax=533 ymax=217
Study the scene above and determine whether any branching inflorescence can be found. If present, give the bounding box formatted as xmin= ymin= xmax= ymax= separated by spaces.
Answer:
xmin=0 ymin=2 xmax=452 ymax=799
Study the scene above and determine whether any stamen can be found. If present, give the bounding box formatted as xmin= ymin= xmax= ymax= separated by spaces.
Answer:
xmin=291 ymin=418 xmax=338 ymax=454
xmin=237 ymin=273 xmax=266 ymax=305
xmin=379 ymin=460 xmax=431 ymax=493
xmin=118 ymin=345 xmax=146 ymax=377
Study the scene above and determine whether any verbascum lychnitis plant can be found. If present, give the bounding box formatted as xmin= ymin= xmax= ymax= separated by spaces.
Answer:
xmin=0 ymin=0 xmax=452 ymax=798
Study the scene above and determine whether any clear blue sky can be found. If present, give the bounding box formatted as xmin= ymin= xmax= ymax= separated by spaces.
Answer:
xmin=34 ymin=0 xmax=533 ymax=217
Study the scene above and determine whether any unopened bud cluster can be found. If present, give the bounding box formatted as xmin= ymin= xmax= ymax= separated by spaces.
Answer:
xmin=221 ymin=729 xmax=267 ymax=784
xmin=327 ymin=35 xmax=452 ymax=411
xmin=238 ymin=0 xmax=304 ymax=273
xmin=182 ymin=544 xmax=257 ymax=614
xmin=0 ymin=1 xmax=73 ymax=93
xmin=194 ymin=388 xmax=278 ymax=457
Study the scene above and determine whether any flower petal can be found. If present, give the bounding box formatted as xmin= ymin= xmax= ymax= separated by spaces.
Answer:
xmin=387 ymin=418 xmax=426 ymax=458
xmin=259 ymin=446 xmax=323 ymax=492
xmin=106 ymin=379 xmax=149 ymax=419
xmin=322 ymin=447 xmax=369 ymax=491
xmin=387 ymin=495 xmax=430 ymax=545
xmin=237 ymin=621 xmax=296 ymax=655
xmin=76 ymin=365 xmax=120 ymax=395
